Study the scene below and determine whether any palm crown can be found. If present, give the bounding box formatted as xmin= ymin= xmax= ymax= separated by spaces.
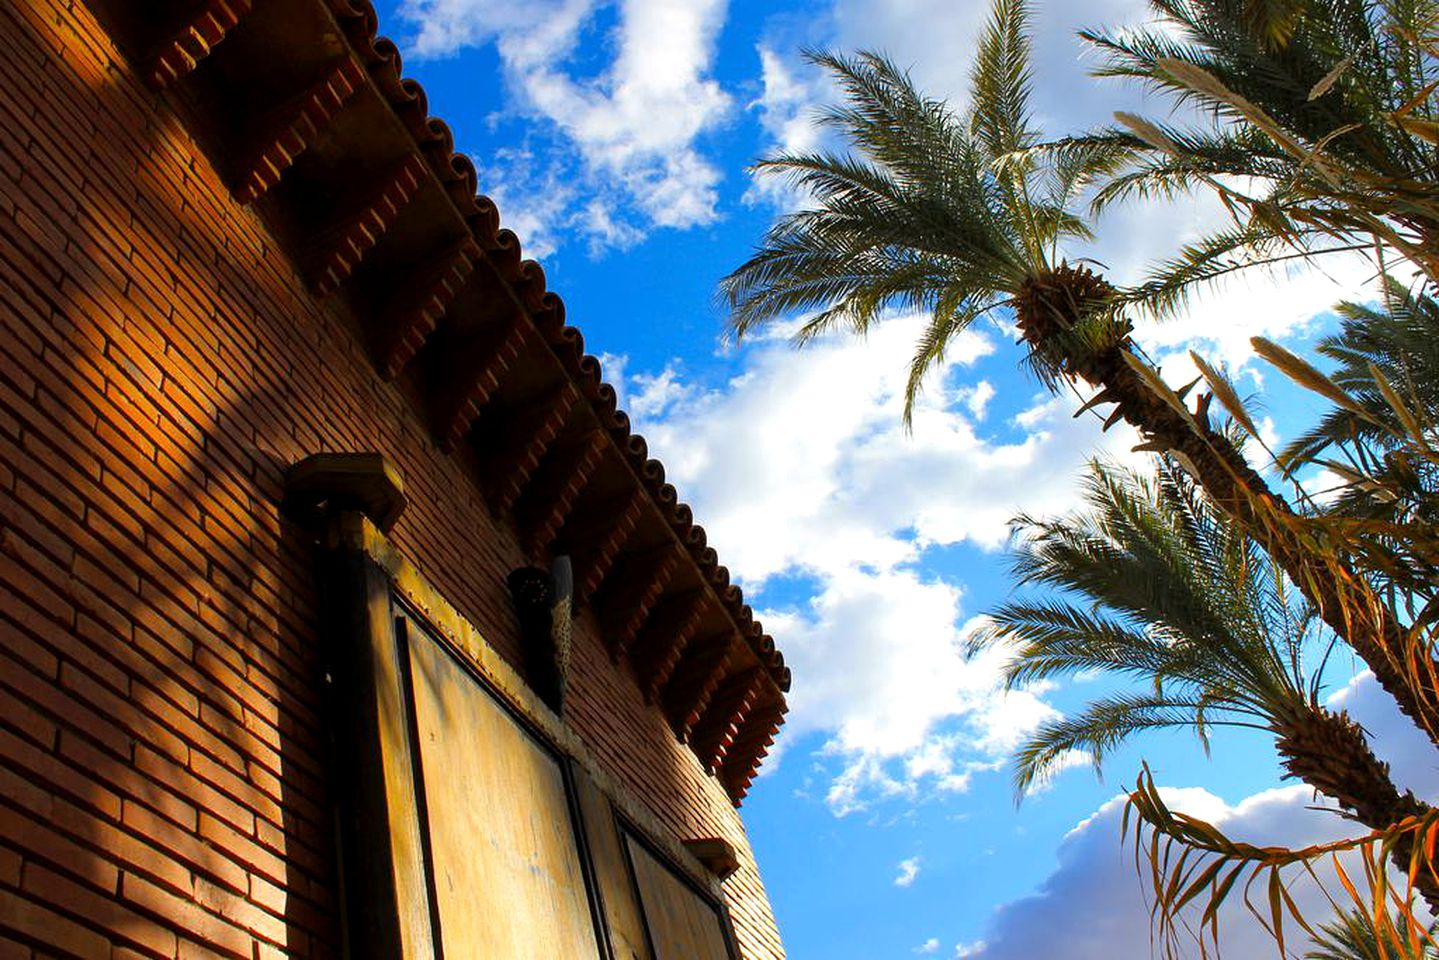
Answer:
xmin=1079 ymin=0 xmax=1439 ymax=300
xmin=974 ymin=457 xmax=1326 ymax=795
xmin=721 ymin=0 xmax=1126 ymax=416
xmin=1305 ymin=906 xmax=1439 ymax=959
xmin=972 ymin=457 xmax=1435 ymax=906
xmin=722 ymin=0 xmax=1439 ymax=755
xmin=1277 ymin=277 xmax=1439 ymax=620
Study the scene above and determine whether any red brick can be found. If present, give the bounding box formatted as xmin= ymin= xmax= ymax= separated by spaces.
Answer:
xmin=6 ymin=805 xmax=118 ymax=894
xmin=23 ymin=863 xmax=179 ymax=960
xmin=117 ymin=799 xmax=242 ymax=896
xmin=118 ymin=772 xmax=196 ymax=836
xmin=0 ymin=889 xmax=110 ymax=958
xmin=0 ymin=847 xmax=19 ymax=889
xmin=119 ymin=872 xmax=249 ymax=960
xmin=8 ymin=661 xmax=131 ymax=760
xmin=134 ymin=748 xmax=255 ymax=835
xmin=197 ymin=816 xmax=285 ymax=888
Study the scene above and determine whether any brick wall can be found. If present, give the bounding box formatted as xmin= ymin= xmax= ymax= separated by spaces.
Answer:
xmin=0 ymin=1 xmax=783 ymax=957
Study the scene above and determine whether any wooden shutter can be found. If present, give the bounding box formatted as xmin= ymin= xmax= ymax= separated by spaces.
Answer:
xmin=624 ymin=833 xmax=736 ymax=960
xmin=403 ymin=617 xmax=602 ymax=959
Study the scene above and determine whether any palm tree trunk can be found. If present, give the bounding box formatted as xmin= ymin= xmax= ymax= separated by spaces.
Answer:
xmin=1098 ymin=350 xmax=1439 ymax=747
xmin=1275 ymin=707 xmax=1439 ymax=913
xmin=1016 ymin=266 xmax=1439 ymax=753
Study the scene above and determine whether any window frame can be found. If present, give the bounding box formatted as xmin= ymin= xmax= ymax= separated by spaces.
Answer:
xmin=617 ymin=816 xmax=743 ymax=960
xmin=319 ymin=513 xmax=739 ymax=960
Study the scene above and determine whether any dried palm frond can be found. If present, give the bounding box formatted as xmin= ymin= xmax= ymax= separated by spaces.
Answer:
xmin=1124 ymin=766 xmax=1439 ymax=959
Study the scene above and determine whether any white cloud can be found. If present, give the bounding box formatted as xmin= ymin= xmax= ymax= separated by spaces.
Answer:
xmin=399 ymin=0 xmax=732 ymax=251
xmin=1301 ymin=466 xmax=1345 ymax=507
xmin=615 ymin=314 xmax=1143 ymax=813
xmin=743 ymin=45 xmax=833 ymax=208
xmin=470 ymin=145 xmax=573 ymax=260
xmin=954 ymin=942 xmax=987 ymax=959
xmin=1127 ymin=248 xmax=1377 ymax=381
xmin=894 ymin=856 xmax=922 ymax=888
xmin=627 ymin=363 xmax=689 ymax=421
xmin=967 ymin=672 xmax=1436 ymax=958
xmin=915 ymin=937 xmax=940 ymax=955
xmin=964 ymin=784 xmax=1354 ymax=959
xmin=400 ymin=0 xmax=591 ymax=59
xmin=633 ymin=316 xmax=1132 ymax=583
xmin=961 ymin=381 xmax=996 ymax=421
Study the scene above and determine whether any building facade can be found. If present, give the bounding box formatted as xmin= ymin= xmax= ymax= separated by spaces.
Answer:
xmin=0 ymin=0 xmax=789 ymax=956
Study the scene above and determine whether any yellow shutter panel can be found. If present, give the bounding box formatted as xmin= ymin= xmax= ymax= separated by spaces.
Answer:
xmin=625 ymin=835 xmax=735 ymax=960
xmin=405 ymin=621 xmax=602 ymax=959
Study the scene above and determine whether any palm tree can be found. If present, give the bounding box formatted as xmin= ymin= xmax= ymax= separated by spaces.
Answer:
xmin=1281 ymin=277 xmax=1439 ymax=620
xmin=1077 ymin=0 xmax=1439 ymax=297
xmin=971 ymin=457 xmax=1436 ymax=906
xmin=721 ymin=0 xmax=1439 ymax=749
xmin=1306 ymin=906 xmax=1438 ymax=959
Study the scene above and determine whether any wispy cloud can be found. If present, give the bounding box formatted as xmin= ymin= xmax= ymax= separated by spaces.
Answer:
xmin=894 ymin=856 xmax=922 ymax=888
xmin=398 ymin=0 xmax=731 ymax=252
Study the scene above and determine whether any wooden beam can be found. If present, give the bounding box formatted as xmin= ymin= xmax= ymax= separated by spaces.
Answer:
xmin=565 ymin=492 xmax=645 ymax=599
xmin=722 ymin=700 xmax=787 ymax=803
xmin=690 ymin=668 xmax=763 ymax=774
xmin=282 ymin=452 xmax=408 ymax=534
xmin=234 ymin=57 xmax=366 ymax=204
xmin=432 ymin=315 xmax=528 ymax=452
xmin=595 ymin=546 xmax=679 ymax=660
xmin=681 ymin=839 xmax=740 ymax=881
xmin=628 ymin=589 xmax=708 ymax=703
xmin=145 ymin=0 xmax=252 ymax=90
xmin=517 ymin=429 xmax=606 ymax=556
xmin=377 ymin=238 xmax=482 ymax=379
xmin=487 ymin=384 xmax=580 ymax=515
xmin=310 ymin=154 xmax=429 ymax=296
xmin=660 ymin=640 xmax=731 ymax=741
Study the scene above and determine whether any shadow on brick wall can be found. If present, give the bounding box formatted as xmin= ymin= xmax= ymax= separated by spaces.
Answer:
xmin=0 ymin=2 xmax=341 ymax=956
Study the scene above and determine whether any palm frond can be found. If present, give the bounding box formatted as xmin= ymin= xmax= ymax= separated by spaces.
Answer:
xmin=976 ymin=457 xmax=1328 ymax=798
xmin=1013 ymin=692 xmax=1261 ymax=798
xmin=971 ymin=0 xmax=1038 ymax=163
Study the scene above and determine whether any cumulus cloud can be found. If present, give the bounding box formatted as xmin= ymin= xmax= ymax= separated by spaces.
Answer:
xmin=967 ymin=672 xmax=1436 ymax=958
xmin=914 ymin=937 xmax=940 ymax=954
xmin=398 ymin=0 xmax=731 ymax=251
xmin=613 ymin=314 xmax=1144 ymax=813
xmin=966 ymin=785 xmax=1354 ymax=959
xmin=1125 ymin=251 xmax=1377 ymax=384
xmin=633 ymin=316 xmax=1135 ymax=580
xmin=895 ymin=856 xmax=922 ymax=888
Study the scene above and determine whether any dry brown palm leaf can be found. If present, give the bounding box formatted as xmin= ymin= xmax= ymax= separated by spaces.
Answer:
xmin=1124 ymin=766 xmax=1439 ymax=959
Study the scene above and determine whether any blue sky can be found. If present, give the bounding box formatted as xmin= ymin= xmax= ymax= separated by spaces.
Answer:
xmin=372 ymin=1 xmax=1435 ymax=956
